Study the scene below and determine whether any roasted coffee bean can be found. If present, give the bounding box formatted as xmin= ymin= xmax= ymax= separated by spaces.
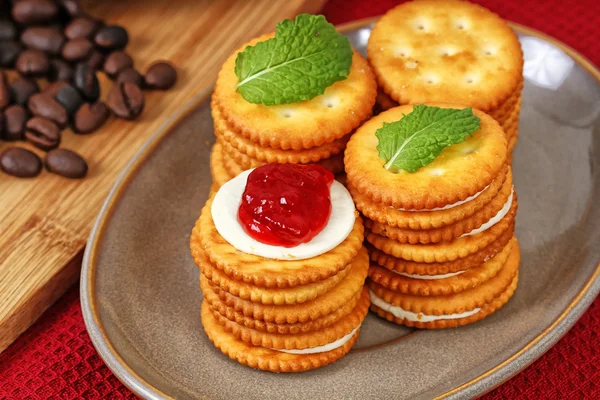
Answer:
xmin=107 ymin=82 xmax=144 ymax=120
xmin=72 ymin=63 xmax=99 ymax=101
xmin=25 ymin=116 xmax=60 ymax=151
xmin=0 ymin=147 xmax=42 ymax=177
xmin=103 ymin=51 xmax=132 ymax=78
xmin=61 ymin=38 xmax=93 ymax=61
xmin=0 ymin=19 xmax=18 ymax=41
xmin=0 ymin=40 xmax=23 ymax=67
xmin=0 ymin=111 xmax=4 ymax=139
xmin=4 ymin=105 xmax=28 ymax=140
xmin=64 ymin=17 xmax=100 ymax=40
xmin=85 ymin=50 xmax=104 ymax=70
xmin=73 ymin=101 xmax=108 ymax=133
xmin=94 ymin=25 xmax=128 ymax=50
xmin=115 ymin=67 xmax=143 ymax=87
xmin=45 ymin=148 xmax=87 ymax=178
xmin=28 ymin=93 xmax=68 ymax=127
xmin=55 ymin=84 xmax=83 ymax=116
xmin=0 ymin=71 xmax=10 ymax=109
xmin=58 ymin=0 xmax=83 ymax=18
xmin=144 ymin=61 xmax=177 ymax=90
xmin=21 ymin=27 xmax=65 ymax=55
xmin=15 ymin=49 xmax=49 ymax=77
xmin=12 ymin=0 xmax=59 ymax=25
xmin=9 ymin=78 xmax=38 ymax=106
xmin=48 ymin=58 xmax=73 ymax=82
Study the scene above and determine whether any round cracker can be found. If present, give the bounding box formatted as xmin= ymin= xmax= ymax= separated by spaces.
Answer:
xmin=213 ymin=34 xmax=377 ymax=150
xmin=191 ymin=197 xmax=365 ymax=288
xmin=201 ymin=301 xmax=359 ymax=372
xmin=210 ymin=287 xmax=369 ymax=350
xmin=210 ymin=143 xmax=234 ymax=190
xmin=368 ymin=239 xmax=520 ymax=315
xmin=370 ymin=273 xmax=518 ymax=329
xmin=345 ymin=104 xmax=508 ymax=210
xmin=368 ymin=237 xmax=515 ymax=296
xmin=199 ymin=249 xmax=369 ymax=324
xmin=365 ymin=168 xmax=513 ymax=244
xmin=367 ymin=0 xmax=523 ymax=111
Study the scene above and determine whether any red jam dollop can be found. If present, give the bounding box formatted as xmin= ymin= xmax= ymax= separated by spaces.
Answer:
xmin=237 ymin=163 xmax=334 ymax=247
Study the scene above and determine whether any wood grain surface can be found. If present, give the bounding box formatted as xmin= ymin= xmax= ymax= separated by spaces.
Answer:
xmin=0 ymin=0 xmax=325 ymax=353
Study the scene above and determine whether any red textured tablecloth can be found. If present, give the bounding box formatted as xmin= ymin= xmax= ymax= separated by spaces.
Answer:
xmin=1 ymin=1 xmax=599 ymax=399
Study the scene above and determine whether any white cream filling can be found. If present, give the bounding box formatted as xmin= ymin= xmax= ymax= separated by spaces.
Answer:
xmin=211 ymin=169 xmax=356 ymax=260
xmin=273 ymin=326 xmax=360 ymax=354
xmin=369 ymin=290 xmax=481 ymax=322
xmin=461 ymin=189 xmax=514 ymax=237
xmin=395 ymin=184 xmax=489 ymax=212
xmin=394 ymin=270 xmax=466 ymax=280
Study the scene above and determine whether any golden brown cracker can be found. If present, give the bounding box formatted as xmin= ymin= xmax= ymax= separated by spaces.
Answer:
xmin=213 ymin=34 xmax=377 ymax=150
xmin=368 ymin=239 xmax=520 ymax=315
xmin=210 ymin=143 xmax=233 ymax=190
xmin=210 ymin=287 xmax=369 ymax=350
xmin=345 ymin=105 xmax=508 ymax=210
xmin=366 ymin=194 xmax=517 ymax=262
xmin=368 ymin=237 xmax=515 ymax=296
xmin=199 ymin=248 xmax=369 ymax=324
xmin=367 ymin=0 xmax=523 ymax=111
xmin=202 ymin=301 xmax=359 ymax=372
xmin=488 ymin=80 xmax=523 ymax=121
xmin=367 ymin=222 xmax=514 ymax=275
xmin=191 ymin=197 xmax=365 ymax=288
xmin=365 ymin=168 xmax=513 ymax=244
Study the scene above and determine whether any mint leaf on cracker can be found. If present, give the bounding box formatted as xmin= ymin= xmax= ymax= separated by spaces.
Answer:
xmin=376 ymin=105 xmax=480 ymax=172
xmin=234 ymin=14 xmax=353 ymax=106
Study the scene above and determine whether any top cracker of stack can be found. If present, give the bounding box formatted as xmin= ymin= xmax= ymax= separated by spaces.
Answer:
xmin=368 ymin=0 xmax=523 ymax=158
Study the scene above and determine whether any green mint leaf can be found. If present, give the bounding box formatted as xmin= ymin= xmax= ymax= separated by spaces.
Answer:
xmin=376 ymin=105 xmax=481 ymax=173
xmin=234 ymin=14 xmax=353 ymax=106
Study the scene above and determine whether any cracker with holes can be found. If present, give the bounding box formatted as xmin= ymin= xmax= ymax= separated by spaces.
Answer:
xmin=368 ymin=0 xmax=523 ymax=155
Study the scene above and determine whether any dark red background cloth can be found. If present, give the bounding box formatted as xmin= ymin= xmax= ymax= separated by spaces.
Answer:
xmin=1 ymin=1 xmax=599 ymax=399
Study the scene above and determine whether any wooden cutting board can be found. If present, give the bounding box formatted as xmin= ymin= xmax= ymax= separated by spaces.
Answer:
xmin=0 ymin=0 xmax=326 ymax=353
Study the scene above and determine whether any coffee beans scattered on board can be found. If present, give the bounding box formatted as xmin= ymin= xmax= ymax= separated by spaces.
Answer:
xmin=0 ymin=0 xmax=178 ymax=179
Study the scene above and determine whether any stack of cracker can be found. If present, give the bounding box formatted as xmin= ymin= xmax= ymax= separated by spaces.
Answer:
xmin=190 ymin=196 xmax=370 ymax=372
xmin=210 ymin=35 xmax=377 ymax=190
xmin=345 ymin=105 xmax=520 ymax=328
xmin=367 ymin=0 xmax=523 ymax=159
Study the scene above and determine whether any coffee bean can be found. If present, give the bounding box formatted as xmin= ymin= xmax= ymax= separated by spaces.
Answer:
xmin=55 ymin=84 xmax=83 ymax=116
xmin=103 ymin=51 xmax=132 ymax=78
xmin=0 ymin=40 xmax=23 ymax=68
xmin=45 ymin=148 xmax=87 ymax=178
xmin=12 ymin=0 xmax=59 ymax=25
xmin=72 ymin=63 xmax=99 ymax=101
xmin=0 ymin=19 xmax=18 ymax=41
xmin=21 ymin=27 xmax=65 ymax=55
xmin=25 ymin=116 xmax=60 ymax=151
xmin=48 ymin=58 xmax=73 ymax=82
xmin=44 ymin=81 xmax=69 ymax=97
xmin=144 ymin=61 xmax=177 ymax=90
xmin=85 ymin=50 xmax=104 ymax=70
xmin=61 ymin=38 xmax=93 ymax=62
xmin=107 ymin=82 xmax=144 ymax=120
xmin=73 ymin=101 xmax=108 ymax=133
xmin=64 ymin=17 xmax=100 ymax=40
xmin=115 ymin=67 xmax=143 ymax=87
xmin=16 ymin=49 xmax=49 ymax=77
xmin=94 ymin=25 xmax=128 ymax=50
xmin=0 ymin=71 xmax=11 ymax=109
xmin=28 ymin=93 xmax=68 ymax=127
xmin=4 ymin=105 xmax=28 ymax=140
xmin=58 ymin=0 xmax=83 ymax=18
xmin=9 ymin=78 xmax=38 ymax=106
xmin=0 ymin=147 xmax=42 ymax=177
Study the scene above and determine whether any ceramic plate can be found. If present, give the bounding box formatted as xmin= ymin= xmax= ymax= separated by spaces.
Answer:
xmin=81 ymin=20 xmax=600 ymax=400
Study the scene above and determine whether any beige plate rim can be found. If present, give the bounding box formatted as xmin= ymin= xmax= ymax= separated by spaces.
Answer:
xmin=80 ymin=18 xmax=600 ymax=400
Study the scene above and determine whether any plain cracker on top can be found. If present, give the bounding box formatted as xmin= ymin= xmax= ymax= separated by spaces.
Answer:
xmin=345 ymin=104 xmax=507 ymax=210
xmin=213 ymin=34 xmax=377 ymax=150
xmin=367 ymin=0 xmax=523 ymax=111
xmin=201 ymin=301 xmax=360 ymax=372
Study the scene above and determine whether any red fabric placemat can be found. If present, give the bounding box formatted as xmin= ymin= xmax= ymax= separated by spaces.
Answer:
xmin=1 ymin=1 xmax=599 ymax=399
